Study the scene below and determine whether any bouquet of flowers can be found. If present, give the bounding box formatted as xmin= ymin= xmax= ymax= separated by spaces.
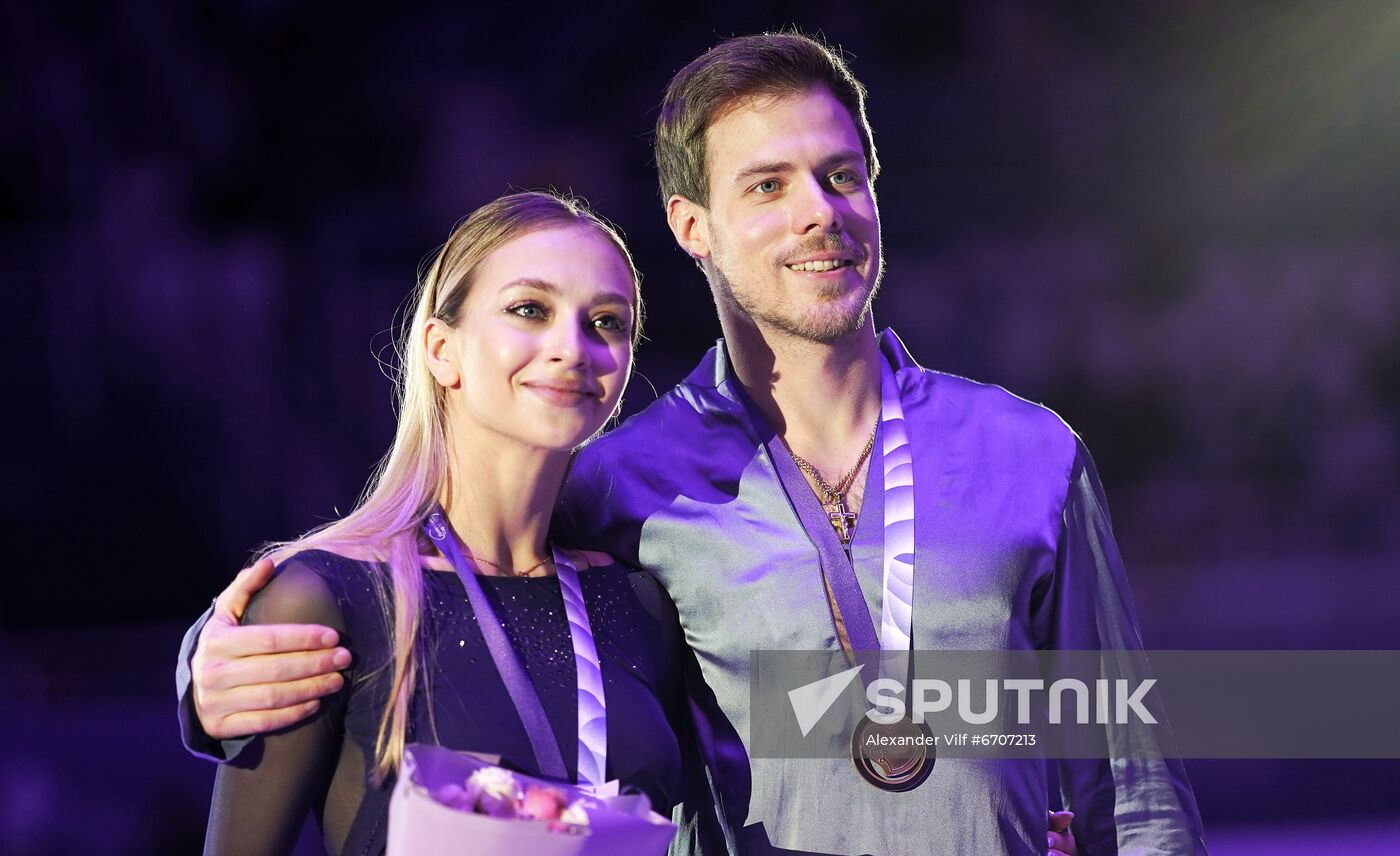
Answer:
xmin=387 ymin=744 xmax=677 ymax=855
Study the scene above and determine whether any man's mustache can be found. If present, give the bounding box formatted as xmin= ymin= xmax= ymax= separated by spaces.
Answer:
xmin=779 ymin=234 xmax=866 ymax=265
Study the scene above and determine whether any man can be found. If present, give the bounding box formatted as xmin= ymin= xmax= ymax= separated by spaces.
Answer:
xmin=180 ymin=33 xmax=1202 ymax=855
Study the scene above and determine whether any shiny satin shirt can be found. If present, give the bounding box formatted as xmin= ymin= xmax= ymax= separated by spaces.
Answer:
xmin=556 ymin=329 xmax=1206 ymax=856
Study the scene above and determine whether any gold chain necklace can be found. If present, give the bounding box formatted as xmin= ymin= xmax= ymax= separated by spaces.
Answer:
xmin=466 ymin=550 xmax=555 ymax=578
xmin=788 ymin=420 xmax=878 ymax=545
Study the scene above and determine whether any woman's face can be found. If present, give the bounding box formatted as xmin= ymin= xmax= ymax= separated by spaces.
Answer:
xmin=436 ymin=224 xmax=636 ymax=453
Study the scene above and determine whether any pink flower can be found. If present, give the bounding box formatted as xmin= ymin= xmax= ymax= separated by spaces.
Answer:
xmin=520 ymin=785 xmax=569 ymax=821
xmin=426 ymin=764 xmax=596 ymax=831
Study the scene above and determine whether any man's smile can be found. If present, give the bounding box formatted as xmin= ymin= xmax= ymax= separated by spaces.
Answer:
xmin=785 ymin=257 xmax=855 ymax=273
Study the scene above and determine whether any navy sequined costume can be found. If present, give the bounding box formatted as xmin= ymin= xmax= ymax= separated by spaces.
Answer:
xmin=202 ymin=549 xmax=696 ymax=855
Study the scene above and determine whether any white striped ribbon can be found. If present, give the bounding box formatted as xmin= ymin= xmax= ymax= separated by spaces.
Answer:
xmin=553 ymin=548 xmax=608 ymax=788
xmin=877 ymin=357 xmax=916 ymax=675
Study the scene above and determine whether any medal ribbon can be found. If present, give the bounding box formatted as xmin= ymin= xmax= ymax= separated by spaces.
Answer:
xmin=765 ymin=356 xmax=915 ymax=670
xmin=877 ymin=356 xmax=916 ymax=658
xmin=423 ymin=508 xmax=608 ymax=787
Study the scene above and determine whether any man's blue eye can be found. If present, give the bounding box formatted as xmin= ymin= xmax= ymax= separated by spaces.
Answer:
xmin=830 ymin=170 xmax=854 ymax=185
xmin=755 ymin=180 xmax=780 ymax=194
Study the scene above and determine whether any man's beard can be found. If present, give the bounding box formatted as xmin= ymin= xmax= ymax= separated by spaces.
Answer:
xmin=708 ymin=232 xmax=884 ymax=345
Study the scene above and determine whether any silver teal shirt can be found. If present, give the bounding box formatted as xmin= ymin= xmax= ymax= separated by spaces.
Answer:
xmin=559 ymin=329 xmax=1205 ymax=856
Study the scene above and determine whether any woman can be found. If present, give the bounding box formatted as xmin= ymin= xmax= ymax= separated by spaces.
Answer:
xmin=203 ymin=191 xmax=702 ymax=854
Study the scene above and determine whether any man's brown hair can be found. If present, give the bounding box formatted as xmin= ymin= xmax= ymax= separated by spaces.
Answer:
xmin=654 ymin=31 xmax=880 ymax=208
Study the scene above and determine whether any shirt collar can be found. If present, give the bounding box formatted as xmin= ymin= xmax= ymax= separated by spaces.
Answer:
xmin=683 ymin=327 xmax=924 ymax=401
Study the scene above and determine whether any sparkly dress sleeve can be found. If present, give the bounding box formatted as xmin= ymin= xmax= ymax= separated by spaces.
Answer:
xmin=203 ymin=556 xmax=351 ymax=856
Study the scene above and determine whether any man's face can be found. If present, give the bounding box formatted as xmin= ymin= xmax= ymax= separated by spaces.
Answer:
xmin=697 ymin=85 xmax=882 ymax=344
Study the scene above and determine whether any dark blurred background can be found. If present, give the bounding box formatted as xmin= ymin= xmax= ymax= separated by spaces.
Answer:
xmin=3 ymin=1 xmax=1398 ymax=853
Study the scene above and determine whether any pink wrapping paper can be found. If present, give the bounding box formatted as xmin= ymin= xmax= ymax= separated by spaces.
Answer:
xmin=386 ymin=744 xmax=677 ymax=856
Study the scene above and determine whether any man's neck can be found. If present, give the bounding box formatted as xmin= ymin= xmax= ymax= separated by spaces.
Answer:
xmin=722 ymin=312 xmax=883 ymax=478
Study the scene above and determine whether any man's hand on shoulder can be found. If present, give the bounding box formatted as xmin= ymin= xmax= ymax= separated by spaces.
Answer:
xmin=191 ymin=559 xmax=351 ymax=739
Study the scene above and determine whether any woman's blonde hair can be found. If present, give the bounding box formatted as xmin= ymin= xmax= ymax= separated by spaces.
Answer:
xmin=258 ymin=191 xmax=642 ymax=781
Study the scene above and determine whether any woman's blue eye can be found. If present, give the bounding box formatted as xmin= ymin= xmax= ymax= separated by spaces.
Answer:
xmin=594 ymin=314 xmax=626 ymax=332
xmin=508 ymin=302 xmax=545 ymax=319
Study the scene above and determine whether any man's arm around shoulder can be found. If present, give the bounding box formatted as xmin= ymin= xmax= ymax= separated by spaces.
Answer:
xmin=175 ymin=558 xmax=349 ymax=761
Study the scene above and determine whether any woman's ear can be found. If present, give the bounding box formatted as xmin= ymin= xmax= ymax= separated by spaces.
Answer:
xmin=424 ymin=317 xmax=460 ymax=388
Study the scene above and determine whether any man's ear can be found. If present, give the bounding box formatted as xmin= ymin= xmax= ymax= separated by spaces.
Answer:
xmin=423 ymin=317 xmax=460 ymax=389
xmin=666 ymin=195 xmax=711 ymax=260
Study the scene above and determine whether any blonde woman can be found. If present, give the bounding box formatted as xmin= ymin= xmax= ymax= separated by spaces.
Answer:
xmin=203 ymin=192 xmax=701 ymax=854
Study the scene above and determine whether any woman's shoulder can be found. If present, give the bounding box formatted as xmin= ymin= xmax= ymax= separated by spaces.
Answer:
xmin=561 ymin=549 xmax=680 ymax=627
xmin=275 ymin=546 xmax=383 ymax=575
xmin=560 ymin=549 xmax=657 ymax=593
xmin=244 ymin=548 xmax=380 ymax=629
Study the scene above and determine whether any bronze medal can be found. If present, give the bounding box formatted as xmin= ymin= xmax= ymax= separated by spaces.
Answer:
xmin=851 ymin=715 xmax=935 ymax=791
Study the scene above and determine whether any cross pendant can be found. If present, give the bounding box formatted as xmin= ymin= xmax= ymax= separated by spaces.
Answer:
xmin=826 ymin=493 xmax=858 ymax=545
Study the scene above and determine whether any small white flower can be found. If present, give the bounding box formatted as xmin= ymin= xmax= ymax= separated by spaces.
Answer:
xmin=559 ymin=801 xmax=590 ymax=827
xmin=467 ymin=767 xmax=520 ymax=802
